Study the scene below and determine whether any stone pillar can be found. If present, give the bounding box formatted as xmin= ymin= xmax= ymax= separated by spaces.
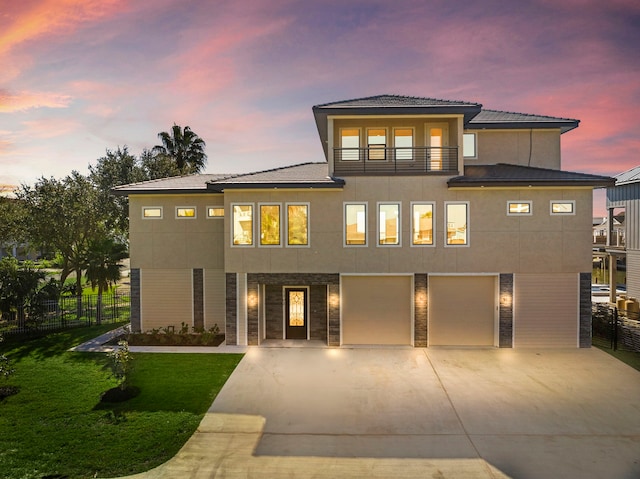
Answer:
xmin=130 ymin=268 xmax=141 ymax=332
xmin=247 ymin=281 xmax=260 ymax=345
xmin=414 ymin=274 xmax=428 ymax=347
xmin=579 ymin=272 xmax=592 ymax=348
xmin=499 ymin=274 xmax=513 ymax=348
xmin=225 ymin=273 xmax=237 ymax=345
xmin=328 ymin=281 xmax=341 ymax=346
xmin=193 ymin=269 xmax=204 ymax=331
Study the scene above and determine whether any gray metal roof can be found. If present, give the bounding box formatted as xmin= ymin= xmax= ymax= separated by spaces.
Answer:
xmin=614 ymin=165 xmax=640 ymax=185
xmin=448 ymin=164 xmax=615 ymax=188
xmin=314 ymin=95 xmax=481 ymax=109
xmin=467 ymin=109 xmax=579 ymax=133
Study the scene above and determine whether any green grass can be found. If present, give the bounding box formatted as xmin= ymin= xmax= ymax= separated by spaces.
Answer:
xmin=594 ymin=343 xmax=640 ymax=372
xmin=0 ymin=325 xmax=243 ymax=478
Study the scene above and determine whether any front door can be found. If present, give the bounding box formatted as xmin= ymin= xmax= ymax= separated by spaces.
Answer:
xmin=285 ymin=288 xmax=308 ymax=339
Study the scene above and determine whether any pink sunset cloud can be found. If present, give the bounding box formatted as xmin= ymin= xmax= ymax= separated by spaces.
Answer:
xmin=0 ymin=89 xmax=72 ymax=113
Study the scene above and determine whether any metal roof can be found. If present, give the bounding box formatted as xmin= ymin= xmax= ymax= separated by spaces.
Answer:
xmin=448 ymin=164 xmax=615 ymax=188
xmin=614 ymin=165 xmax=640 ymax=185
xmin=467 ymin=109 xmax=579 ymax=133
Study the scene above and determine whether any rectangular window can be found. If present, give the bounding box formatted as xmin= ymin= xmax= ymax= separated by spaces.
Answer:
xmin=340 ymin=128 xmax=360 ymax=161
xmin=411 ymin=202 xmax=434 ymax=246
xmin=507 ymin=201 xmax=532 ymax=215
xmin=378 ymin=203 xmax=400 ymax=246
xmin=232 ymin=204 xmax=253 ymax=246
xmin=463 ymin=133 xmax=477 ymax=159
xmin=446 ymin=202 xmax=469 ymax=246
xmin=550 ymin=201 xmax=575 ymax=215
xmin=367 ymin=128 xmax=386 ymax=160
xmin=176 ymin=207 xmax=196 ymax=218
xmin=260 ymin=204 xmax=281 ymax=246
xmin=142 ymin=207 xmax=162 ymax=219
xmin=345 ymin=203 xmax=367 ymax=246
xmin=287 ymin=204 xmax=309 ymax=246
xmin=394 ymin=128 xmax=413 ymax=160
xmin=207 ymin=206 xmax=224 ymax=218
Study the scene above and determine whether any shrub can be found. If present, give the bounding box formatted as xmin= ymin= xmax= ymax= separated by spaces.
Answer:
xmin=107 ymin=340 xmax=134 ymax=390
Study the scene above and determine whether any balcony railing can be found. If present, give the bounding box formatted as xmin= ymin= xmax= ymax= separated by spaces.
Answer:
xmin=333 ymin=146 xmax=458 ymax=176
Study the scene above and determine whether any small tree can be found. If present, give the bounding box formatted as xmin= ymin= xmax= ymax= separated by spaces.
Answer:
xmin=107 ymin=340 xmax=133 ymax=391
xmin=85 ymin=236 xmax=127 ymax=324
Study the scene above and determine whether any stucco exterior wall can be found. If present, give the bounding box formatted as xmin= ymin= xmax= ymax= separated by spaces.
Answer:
xmin=468 ymin=130 xmax=561 ymax=169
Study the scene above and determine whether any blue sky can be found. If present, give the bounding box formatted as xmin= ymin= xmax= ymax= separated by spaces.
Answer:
xmin=1 ymin=0 xmax=639 ymax=214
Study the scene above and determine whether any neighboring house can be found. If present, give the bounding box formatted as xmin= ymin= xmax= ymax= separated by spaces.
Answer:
xmin=593 ymin=216 xmax=624 ymax=246
xmin=606 ymin=166 xmax=640 ymax=302
xmin=114 ymin=95 xmax=614 ymax=348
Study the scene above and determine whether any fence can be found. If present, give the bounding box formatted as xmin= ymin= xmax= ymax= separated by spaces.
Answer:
xmin=592 ymin=303 xmax=640 ymax=352
xmin=0 ymin=289 xmax=130 ymax=336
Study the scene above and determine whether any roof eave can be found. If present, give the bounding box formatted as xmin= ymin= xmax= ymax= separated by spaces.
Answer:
xmin=466 ymin=121 xmax=579 ymax=134
xmin=207 ymin=181 xmax=345 ymax=192
xmin=112 ymin=187 xmax=212 ymax=196
xmin=448 ymin=179 xmax=616 ymax=188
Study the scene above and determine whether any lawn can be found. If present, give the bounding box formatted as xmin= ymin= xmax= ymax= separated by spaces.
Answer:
xmin=594 ymin=343 xmax=640 ymax=372
xmin=0 ymin=324 xmax=243 ymax=479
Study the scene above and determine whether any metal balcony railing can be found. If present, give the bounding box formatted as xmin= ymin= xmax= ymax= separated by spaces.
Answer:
xmin=333 ymin=146 xmax=459 ymax=176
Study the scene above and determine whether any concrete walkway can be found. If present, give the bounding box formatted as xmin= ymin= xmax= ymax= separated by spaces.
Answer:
xmin=116 ymin=347 xmax=640 ymax=479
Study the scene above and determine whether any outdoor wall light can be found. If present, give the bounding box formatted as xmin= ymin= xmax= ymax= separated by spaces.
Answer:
xmin=500 ymin=293 xmax=512 ymax=307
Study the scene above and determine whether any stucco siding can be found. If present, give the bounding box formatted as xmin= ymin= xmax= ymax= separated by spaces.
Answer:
xmin=471 ymin=130 xmax=561 ymax=169
xmin=140 ymin=269 xmax=192 ymax=331
xmin=204 ymin=269 xmax=226 ymax=332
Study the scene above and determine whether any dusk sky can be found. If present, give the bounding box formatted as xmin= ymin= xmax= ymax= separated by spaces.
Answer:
xmin=1 ymin=0 xmax=639 ymax=215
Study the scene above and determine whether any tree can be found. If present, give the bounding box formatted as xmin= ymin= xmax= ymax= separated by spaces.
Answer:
xmin=139 ymin=148 xmax=182 ymax=180
xmin=0 ymin=257 xmax=46 ymax=327
xmin=0 ymin=196 xmax=27 ymax=256
xmin=152 ymin=124 xmax=207 ymax=174
xmin=84 ymin=236 xmax=127 ymax=324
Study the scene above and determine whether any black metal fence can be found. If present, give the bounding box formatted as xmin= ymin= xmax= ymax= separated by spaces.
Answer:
xmin=592 ymin=303 xmax=640 ymax=352
xmin=0 ymin=289 xmax=130 ymax=336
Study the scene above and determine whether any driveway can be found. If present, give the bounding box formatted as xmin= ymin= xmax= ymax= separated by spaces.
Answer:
xmin=209 ymin=347 xmax=640 ymax=478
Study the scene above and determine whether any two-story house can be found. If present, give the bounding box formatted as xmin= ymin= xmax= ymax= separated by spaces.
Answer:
xmin=114 ymin=95 xmax=614 ymax=348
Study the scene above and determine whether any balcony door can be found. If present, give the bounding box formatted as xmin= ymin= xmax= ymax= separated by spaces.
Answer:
xmin=285 ymin=288 xmax=308 ymax=339
xmin=427 ymin=124 xmax=449 ymax=171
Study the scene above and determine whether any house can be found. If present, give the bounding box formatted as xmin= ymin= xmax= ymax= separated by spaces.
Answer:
xmin=114 ymin=95 xmax=614 ymax=348
xmin=605 ymin=166 xmax=640 ymax=303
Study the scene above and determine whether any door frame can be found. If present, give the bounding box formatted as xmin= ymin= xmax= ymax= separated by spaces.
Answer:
xmin=282 ymin=286 xmax=310 ymax=340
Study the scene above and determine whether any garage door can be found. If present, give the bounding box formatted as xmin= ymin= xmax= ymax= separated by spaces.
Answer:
xmin=341 ymin=275 xmax=412 ymax=345
xmin=514 ymin=273 xmax=578 ymax=348
xmin=429 ymin=275 xmax=496 ymax=346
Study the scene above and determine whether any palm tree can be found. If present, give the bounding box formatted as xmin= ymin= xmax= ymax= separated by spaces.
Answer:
xmin=152 ymin=124 xmax=207 ymax=174
xmin=85 ymin=237 xmax=127 ymax=324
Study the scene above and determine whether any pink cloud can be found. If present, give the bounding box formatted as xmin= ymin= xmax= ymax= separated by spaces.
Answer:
xmin=0 ymin=89 xmax=72 ymax=112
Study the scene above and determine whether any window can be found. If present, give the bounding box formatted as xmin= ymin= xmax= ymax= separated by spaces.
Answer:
xmin=394 ymin=128 xmax=414 ymax=160
xmin=367 ymin=128 xmax=386 ymax=160
xmin=550 ymin=201 xmax=575 ymax=215
xmin=259 ymin=204 xmax=281 ymax=246
xmin=507 ymin=201 xmax=532 ymax=216
xmin=287 ymin=203 xmax=309 ymax=246
xmin=176 ymin=207 xmax=196 ymax=218
xmin=232 ymin=204 xmax=254 ymax=246
xmin=445 ymin=202 xmax=469 ymax=246
xmin=142 ymin=207 xmax=162 ymax=219
xmin=428 ymin=125 xmax=446 ymax=170
xmin=207 ymin=206 xmax=224 ymax=218
xmin=463 ymin=133 xmax=477 ymax=159
xmin=340 ymin=128 xmax=360 ymax=161
xmin=378 ymin=203 xmax=400 ymax=246
xmin=345 ymin=203 xmax=367 ymax=246
xmin=411 ymin=202 xmax=434 ymax=246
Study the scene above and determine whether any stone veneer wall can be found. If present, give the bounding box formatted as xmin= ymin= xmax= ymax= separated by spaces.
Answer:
xmin=225 ymin=273 xmax=237 ymax=345
xmin=499 ymin=274 xmax=513 ymax=348
xmin=414 ymin=274 xmax=428 ymax=347
xmin=579 ymin=272 xmax=592 ymax=348
xmin=130 ymin=268 xmax=141 ymax=333
xmin=193 ymin=269 xmax=204 ymax=331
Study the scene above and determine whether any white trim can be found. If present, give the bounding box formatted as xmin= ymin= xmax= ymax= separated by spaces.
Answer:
xmin=282 ymin=286 xmax=311 ymax=340
xmin=376 ymin=201 xmax=401 ymax=247
xmin=577 ymin=273 xmax=581 ymax=348
xmin=507 ymin=201 xmax=533 ymax=216
xmin=138 ymin=269 xmax=143 ymax=332
xmin=285 ymin=202 xmax=311 ymax=248
xmin=237 ymin=273 xmax=248 ymax=346
xmin=176 ymin=206 xmax=197 ymax=219
xmin=190 ymin=269 xmax=195 ymax=328
xmin=550 ymin=200 xmax=575 ymax=215
xmin=343 ymin=202 xmax=368 ymax=247
xmin=206 ymin=206 xmax=224 ymax=219
xmin=444 ymin=201 xmax=470 ymax=247
xmin=258 ymin=203 xmax=282 ymax=248
xmin=410 ymin=201 xmax=436 ymax=247
xmin=142 ymin=206 xmax=163 ymax=219
xmin=230 ymin=203 xmax=255 ymax=247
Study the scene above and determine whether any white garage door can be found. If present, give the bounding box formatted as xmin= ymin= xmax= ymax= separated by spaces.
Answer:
xmin=341 ymin=275 xmax=412 ymax=345
xmin=429 ymin=275 xmax=496 ymax=346
xmin=514 ymin=273 xmax=578 ymax=348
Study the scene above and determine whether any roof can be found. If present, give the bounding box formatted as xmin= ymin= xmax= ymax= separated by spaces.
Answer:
xmin=113 ymin=163 xmax=344 ymax=195
xmin=314 ymin=94 xmax=482 ymax=109
xmin=448 ymin=164 xmax=615 ymax=188
xmin=614 ymin=165 xmax=640 ymax=185
xmin=467 ymin=109 xmax=579 ymax=133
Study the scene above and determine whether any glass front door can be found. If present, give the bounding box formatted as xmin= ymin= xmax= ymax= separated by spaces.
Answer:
xmin=285 ymin=288 xmax=308 ymax=339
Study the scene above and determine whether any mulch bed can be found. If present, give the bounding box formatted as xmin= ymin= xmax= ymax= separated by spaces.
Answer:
xmin=105 ymin=333 xmax=225 ymax=347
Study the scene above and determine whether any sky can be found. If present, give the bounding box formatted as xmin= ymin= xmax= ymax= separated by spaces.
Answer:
xmin=1 ymin=0 xmax=639 ymax=215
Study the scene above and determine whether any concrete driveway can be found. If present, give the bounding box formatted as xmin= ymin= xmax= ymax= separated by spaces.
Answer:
xmin=129 ymin=347 xmax=640 ymax=479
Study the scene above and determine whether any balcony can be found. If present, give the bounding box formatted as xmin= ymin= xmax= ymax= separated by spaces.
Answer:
xmin=333 ymin=146 xmax=458 ymax=176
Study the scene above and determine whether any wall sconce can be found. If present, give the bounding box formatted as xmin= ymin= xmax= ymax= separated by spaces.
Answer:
xmin=247 ymin=292 xmax=258 ymax=308
xmin=500 ymin=293 xmax=512 ymax=308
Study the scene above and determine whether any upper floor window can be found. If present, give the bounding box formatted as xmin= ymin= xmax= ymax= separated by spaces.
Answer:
xmin=207 ymin=206 xmax=224 ymax=218
xmin=345 ymin=203 xmax=367 ymax=246
xmin=445 ymin=202 xmax=469 ymax=246
xmin=507 ymin=201 xmax=532 ymax=216
xmin=176 ymin=207 xmax=196 ymax=218
xmin=394 ymin=128 xmax=414 ymax=160
xmin=550 ymin=201 xmax=575 ymax=215
xmin=142 ymin=207 xmax=162 ymax=219
xmin=463 ymin=133 xmax=477 ymax=159
xmin=260 ymin=204 xmax=281 ymax=246
xmin=367 ymin=128 xmax=386 ymax=160
xmin=287 ymin=204 xmax=309 ymax=246
xmin=232 ymin=204 xmax=253 ymax=246
xmin=378 ymin=203 xmax=400 ymax=246
xmin=340 ymin=128 xmax=360 ymax=161
xmin=411 ymin=202 xmax=434 ymax=246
